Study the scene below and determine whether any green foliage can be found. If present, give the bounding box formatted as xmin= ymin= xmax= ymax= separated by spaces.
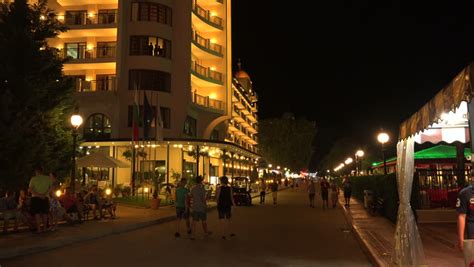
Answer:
xmin=0 ymin=0 xmax=74 ymax=189
xmin=349 ymin=173 xmax=419 ymax=223
xmin=259 ymin=116 xmax=316 ymax=171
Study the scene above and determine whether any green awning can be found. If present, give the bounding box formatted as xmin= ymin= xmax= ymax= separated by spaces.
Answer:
xmin=371 ymin=145 xmax=471 ymax=167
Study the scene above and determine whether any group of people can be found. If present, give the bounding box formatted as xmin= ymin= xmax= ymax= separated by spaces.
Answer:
xmin=148 ymin=42 xmax=164 ymax=57
xmin=258 ymin=179 xmax=280 ymax=205
xmin=306 ymin=176 xmax=352 ymax=209
xmin=0 ymin=166 xmax=116 ymax=234
xmin=174 ymin=175 xmax=236 ymax=240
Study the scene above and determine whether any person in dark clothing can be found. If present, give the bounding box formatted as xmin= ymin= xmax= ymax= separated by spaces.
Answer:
xmin=271 ymin=181 xmax=279 ymax=205
xmin=457 ymin=170 xmax=474 ymax=251
xmin=154 ymin=44 xmax=161 ymax=57
xmin=320 ymin=177 xmax=330 ymax=209
xmin=216 ymin=176 xmax=236 ymax=240
xmin=148 ymin=42 xmax=154 ymax=56
xmin=342 ymin=176 xmax=352 ymax=207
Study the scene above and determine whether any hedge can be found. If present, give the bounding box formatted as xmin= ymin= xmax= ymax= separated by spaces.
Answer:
xmin=349 ymin=173 xmax=418 ymax=224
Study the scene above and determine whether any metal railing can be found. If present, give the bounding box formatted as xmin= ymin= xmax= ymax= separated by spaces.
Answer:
xmin=192 ymin=30 xmax=223 ymax=56
xmin=61 ymin=46 xmax=116 ymax=60
xmin=192 ymin=91 xmax=225 ymax=111
xmin=65 ymin=11 xmax=118 ymax=26
xmin=75 ymin=78 xmax=116 ymax=92
xmin=191 ymin=61 xmax=223 ymax=83
xmin=192 ymin=0 xmax=223 ymax=28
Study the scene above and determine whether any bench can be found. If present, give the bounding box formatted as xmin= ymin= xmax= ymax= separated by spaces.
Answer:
xmin=370 ymin=196 xmax=384 ymax=216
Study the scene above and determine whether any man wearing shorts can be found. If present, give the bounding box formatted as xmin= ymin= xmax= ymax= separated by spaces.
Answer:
xmin=174 ymin=178 xmax=191 ymax=238
xmin=320 ymin=177 xmax=330 ymax=209
xmin=29 ymin=166 xmax=52 ymax=233
xmin=216 ymin=176 xmax=236 ymax=239
xmin=190 ymin=176 xmax=211 ymax=239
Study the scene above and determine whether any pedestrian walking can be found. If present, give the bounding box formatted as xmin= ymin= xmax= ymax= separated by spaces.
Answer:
xmin=342 ymin=176 xmax=352 ymax=207
xmin=330 ymin=179 xmax=339 ymax=208
xmin=456 ymin=170 xmax=474 ymax=251
xmin=216 ymin=176 xmax=236 ymax=240
xmin=320 ymin=177 xmax=329 ymax=209
xmin=190 ymin=176 xmax=211 ymax=239
xmin=308 ymin=180 xmax=316 ymax=207
xmin=271 ymin=180 xmax=279 ymax=205
xmin=28 ymin=165 xmax=53 ymax=234
xmin=174 ymin=178 xmax=192 ymax=238
xmin=259 ymin=178 xmax=266 ymax=204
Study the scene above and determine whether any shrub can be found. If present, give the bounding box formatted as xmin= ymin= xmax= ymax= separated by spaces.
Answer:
xmin=349 ymin=173 xmax=418 ymax=224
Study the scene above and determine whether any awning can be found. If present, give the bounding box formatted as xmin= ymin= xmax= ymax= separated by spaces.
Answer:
xmin=77 ymin=152 xmax=130 ymax=168
xmin=399 ymin=63 xmax=474 ymax=140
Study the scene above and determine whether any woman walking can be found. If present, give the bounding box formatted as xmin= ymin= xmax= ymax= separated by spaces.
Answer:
xmin=216 ymin=176 xmax=236 ymax=240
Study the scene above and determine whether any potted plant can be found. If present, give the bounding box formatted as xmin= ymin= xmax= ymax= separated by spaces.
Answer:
xmin=150 ymin=191 xmax=161 ymax=209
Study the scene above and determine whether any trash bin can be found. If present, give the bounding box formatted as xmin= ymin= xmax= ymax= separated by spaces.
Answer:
xmin=464 ymin=240 xmax=474 ymax=266
xmin=363 ymin=190 xmax=373 ymax=209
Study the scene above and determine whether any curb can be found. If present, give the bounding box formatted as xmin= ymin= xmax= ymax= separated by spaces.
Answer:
xmin=0 ymin=205 xmax=217 ymax=260
xmin=338 ymin=198 xmax=387 ymax=267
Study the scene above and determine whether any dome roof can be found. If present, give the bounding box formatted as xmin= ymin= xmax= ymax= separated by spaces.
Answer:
xmin=234 ymin=59 xmax=251 ymax=79
xmin=235 ymin=70 xmax=250 ymax=79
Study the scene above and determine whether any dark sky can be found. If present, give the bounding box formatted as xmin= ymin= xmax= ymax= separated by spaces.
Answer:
xmin=232 ymin=0 xmax=474 ymax=168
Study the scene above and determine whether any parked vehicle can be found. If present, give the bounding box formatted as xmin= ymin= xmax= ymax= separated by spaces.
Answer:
xmin=231 ymin=177 xmax=252 ymax=206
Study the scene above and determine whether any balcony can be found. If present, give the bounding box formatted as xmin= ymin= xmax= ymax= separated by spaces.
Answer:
xmin=192 ymin=0 xmax=224 ymax=30
xmin=192 ymin=30 xmax=223 ymax=57
xmin=192 ymin=92 xmax=225 ymax=112
xmin=64 ymin=11 xmax=118 ymax=29
xmin=191 ymin=61 xmax=223 ymax=85
xmin=75 ymin=78 xmax=117 ymax=92
xmin=60 ymin=46 xmax=116 ymax=63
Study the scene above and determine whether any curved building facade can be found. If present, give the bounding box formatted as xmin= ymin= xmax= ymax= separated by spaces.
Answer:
xmin=44 ymin=0 xmax=259 ymax=188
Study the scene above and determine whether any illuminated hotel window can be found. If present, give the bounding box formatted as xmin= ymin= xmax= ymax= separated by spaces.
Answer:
xmin=129 ymin=70 xmax=171 ymax=92
xmin=130 ymin=36 xmax=171 ymax=58
xmin=131 ymin=2 xmax=172 ymax=26
xmin=84 ymin=113 xmax=112 ymax=140
xmin=98 ymin=9 xmax=118 ymax=24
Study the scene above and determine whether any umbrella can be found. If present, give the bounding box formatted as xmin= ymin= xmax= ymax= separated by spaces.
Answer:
xmin=77 ymin=152 xmax=130 ymax=168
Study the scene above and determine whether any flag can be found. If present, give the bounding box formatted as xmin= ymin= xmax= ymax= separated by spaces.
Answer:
xmin=155 ymin=92 xmax=164 ymax=142
xmin=132 ymin=87 xmax=140 ymax=144
xmin=143 ymin=92 xmax=155 ymax=140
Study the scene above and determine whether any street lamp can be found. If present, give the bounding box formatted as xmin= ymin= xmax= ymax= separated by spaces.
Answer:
xmin=377 ymin=132 xmax=389 ymax=175
xmin=70 ymin=114 xmax=83 ymax=193
xmin=355 ymin=150 xmax=364 ymax=176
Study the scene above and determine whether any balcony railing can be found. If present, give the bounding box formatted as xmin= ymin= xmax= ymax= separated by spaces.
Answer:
xmin=75 ymin=78 xmax=116 ymax=92
xmin=191 ymin=61 xmax=223 ymax=84
xmin=192 ymin=91 xmax=225 ymax=111
xmin=65 ymin=11 xmax=118 ymax=26
xmin=60 ymin=46 xmax=116 ymax=61
xmin=192 ymin=0 xmax=223 ymax=29
xmin=192 ymin=30 xmax=223 ymax=56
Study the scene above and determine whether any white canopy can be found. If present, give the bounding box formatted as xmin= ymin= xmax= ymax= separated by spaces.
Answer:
xmin=77 ymin=152 xmax=130 ymax=168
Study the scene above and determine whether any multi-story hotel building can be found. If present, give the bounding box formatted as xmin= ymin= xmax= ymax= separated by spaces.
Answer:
xmin=42 ymin=0 xmax=259 ymax=187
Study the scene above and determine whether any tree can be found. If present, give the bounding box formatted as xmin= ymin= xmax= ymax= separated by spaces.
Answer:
xmin=317 ymin=137 xmax=379 ymax=175
xmin=258 ymin=114 xmax=317 ymax=172
xmin=0 ymin=0 xmax=74 ymax=189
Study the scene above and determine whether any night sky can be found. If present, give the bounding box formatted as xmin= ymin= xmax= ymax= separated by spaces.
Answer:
xmin=232 ymin=0 xmax=474 ymax=168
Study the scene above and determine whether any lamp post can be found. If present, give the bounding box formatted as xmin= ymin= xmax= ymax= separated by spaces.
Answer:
xmin=344 ymin=157 xmax=353 ymax=176
xmin=377 ymin=132 xmax=389 ymax=175
xmin=355 ymin=150 xmax=364 ymax=176
xmin=70 ymin=114 xmax=83 ymax=193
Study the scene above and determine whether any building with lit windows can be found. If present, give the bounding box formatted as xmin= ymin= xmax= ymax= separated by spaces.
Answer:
xmin=41 ymin=0 xmax=259 ymax=188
